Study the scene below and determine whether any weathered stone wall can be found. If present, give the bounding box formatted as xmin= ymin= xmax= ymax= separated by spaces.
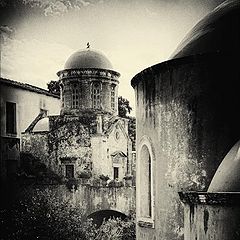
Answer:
xmin=69 ymin=185 xmax=136 ymax=217
xmin=22 ymin=114 xmax=132 ymax=181
xmin=22 ymin=116 xmax=93 ymax=176
xmin=59 ymin=69 xmax=119 ymax=116
xmin=132 ymin=54 xmax=240 ymax=240
xmin=179 ymin=192 xmax=240 ymax=240
xmin=11 ymin=183 xmax=135 ymax=224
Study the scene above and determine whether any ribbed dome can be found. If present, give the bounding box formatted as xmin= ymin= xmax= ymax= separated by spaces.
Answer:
xmin=64 ymin=49 xmax=113 ymax=70
xmin=171 ymin=0 xmax=240 ymax=59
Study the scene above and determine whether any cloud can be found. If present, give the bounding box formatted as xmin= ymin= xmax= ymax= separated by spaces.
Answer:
xmin=21 ymin=0 xmax=94 ymax=16
xmin=44 ymin=1 xmax=68 ymax=16
xmin=1 ymin=36 xmax=73 ymax=88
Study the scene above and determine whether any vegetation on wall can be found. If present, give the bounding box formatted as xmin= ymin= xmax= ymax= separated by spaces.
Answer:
xmin=47 ymin=80 xmax=136 ymax=150
xmin=0 ymin=186 xmax=136 ymax=240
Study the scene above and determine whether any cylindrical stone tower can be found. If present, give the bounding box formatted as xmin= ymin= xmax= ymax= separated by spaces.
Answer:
xmin=57 ymin=48 xmax=120 ymax=116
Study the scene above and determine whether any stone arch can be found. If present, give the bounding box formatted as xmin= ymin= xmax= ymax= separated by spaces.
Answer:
xmin=87 ymin=209 xmax=127 ymax=227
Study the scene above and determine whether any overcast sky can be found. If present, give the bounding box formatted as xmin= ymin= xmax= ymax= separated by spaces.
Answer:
xmin=0 ymin=0 xmax=225 ymax=113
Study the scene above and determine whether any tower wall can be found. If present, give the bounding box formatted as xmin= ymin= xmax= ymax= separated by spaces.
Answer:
xmin=58 ymin=69 xmax=119 ymax=116
xmin=131 ymin=53 xmax=240 ymax=240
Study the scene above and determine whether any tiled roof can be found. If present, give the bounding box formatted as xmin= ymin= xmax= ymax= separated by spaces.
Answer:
xmin=0 ymin=77 xmax=60 ymax=98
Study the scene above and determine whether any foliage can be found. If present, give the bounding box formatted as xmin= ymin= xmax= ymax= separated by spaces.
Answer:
xmin=19 ymin=152 xmax=63 ymax=185
xmin=78 ymin=170 xmax=92 ymax=179
xmin=94 ymin=217 xmax=136 ymax=240
xmin=118 ymin=96 xmax=136 ymax=151
xmin=127 ymin=116 xmax=136 ymax=151
xmin=118 ymin=96 xmax=132 ymax=118
xmin=47 ymin=80 xmax=60 ymax=96
xmin=123 ymin=174 xmax=133 ymax=180
xmin=108 ymin=179 xmax=124 ymax=187
xmin=0 ymin=186 xmax=88 ymax=240
xmin=99 ymin=174 xmax=110 ymax=181
xmin=65 ymin=178 xmax=79 ymax=191
xmin=0 ymin=186 xmax=136 ymax=240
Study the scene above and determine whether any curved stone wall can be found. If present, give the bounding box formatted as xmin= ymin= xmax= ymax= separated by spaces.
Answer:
xmin=131 ymin=53 xmax=240 ymax=240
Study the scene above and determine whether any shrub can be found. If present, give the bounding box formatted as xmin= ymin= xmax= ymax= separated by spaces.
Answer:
xmin=0 ymin=186 xmax=136 ymax=240
xmin=123 ymin=174 xmax=133 ymax=180
xmin=94 ymin=217 xmax=136 ymax=240
xmin=78 ymin=171 xmax=92 ymax=179
xmin=108 ymin=180 xmax=124 ymax=187
xmin=65 ymin=178 xmax=79 ymax=191
xmin=99 ymin=174 xmax=109 ymax=181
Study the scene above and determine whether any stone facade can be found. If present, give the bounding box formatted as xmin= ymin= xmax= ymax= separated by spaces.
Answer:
xmin=58 ymin=69 xmax=120 ymax=116
xmin=22 ymin=48 xmax=133 ymax=184
xmin=22 ymin=113 xmax=132 ymax=181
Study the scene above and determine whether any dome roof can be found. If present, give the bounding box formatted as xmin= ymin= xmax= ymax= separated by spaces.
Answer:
xmin=32 ymin=117 xmax=49 ymax=132
xmin=208 ymin=140 xmax=240 ymax=192
xmin=171 ymin=0 xmax=240 ymax=59
xmin=64 ymin=49 xmax=113 ymax=70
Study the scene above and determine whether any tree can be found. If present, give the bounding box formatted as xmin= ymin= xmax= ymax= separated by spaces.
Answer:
xmin=47 ymin=80 xmax=60 ymax=96
xmin=118 ymin=96 xmax=132 ymax=118
xmin=127 ymin=116 xmax=136 ymax=151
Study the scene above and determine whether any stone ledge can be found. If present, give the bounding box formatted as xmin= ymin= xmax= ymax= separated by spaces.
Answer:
xmin=179 ymin=192 xmax=240 ymax=205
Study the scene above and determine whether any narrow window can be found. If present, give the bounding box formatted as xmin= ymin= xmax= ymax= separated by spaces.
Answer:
xmin=111 ymin=85 xmax=115 ymax=110
xmin=113 ymin=167 xmax=119 ymax=180
xmin=65 ymin=164 xmax=74 ymax=179
xmin=6 ymin=102 xmax=16 ymax=134
xmin=92 ymin=83 xmax=101 ymax=109
xmin=140 ymin=145 xmax=152 ymax=218
xmin=72 ymin=83 xmax=80 ymax=108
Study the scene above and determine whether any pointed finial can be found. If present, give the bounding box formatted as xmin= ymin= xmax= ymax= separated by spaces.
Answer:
xmin=87 ymin=42 xmax=90 ymax=49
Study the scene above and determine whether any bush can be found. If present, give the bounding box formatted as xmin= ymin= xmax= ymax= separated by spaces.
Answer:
xmin=94 ymin=217 xmax=136 ymax=240
xmin=0 ymin=186 xmax=136 ymax=240
xmin=108 ymin=180 xmax=124 ymax=187
xmin=78 ymin=171 xmax=92 ymax=179
xmin=123 ymin=174 xmax=133 ymax=180
xmin=0 ymin=186 xmax=88 ymax=240
xmin=99 ymin=174 xmax=109 ymax=181
xmin=65 ymin=178 xmax=79 ymax=191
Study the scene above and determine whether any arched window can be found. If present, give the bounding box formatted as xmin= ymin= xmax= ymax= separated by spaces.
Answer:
xmin=111 ymin=85 xmax=115 ymax=110
xmin=140 ymin=145 xmax=152 ymax=218
xmin=72 ymin=83 xmax=80 ymax=108
xmin=137 ymin=136 xmax=155 ymax=228
xmin=92 ymin=82 xmax=101 ymax=109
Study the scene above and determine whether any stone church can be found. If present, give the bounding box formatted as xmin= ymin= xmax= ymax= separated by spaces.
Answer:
xmin=22 ymin=48 xmax=133 ymax=183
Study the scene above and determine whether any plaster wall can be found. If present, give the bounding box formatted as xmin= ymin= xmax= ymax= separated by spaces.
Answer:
xmin=0 ymin=83 xmax=60 ymax=138
xmin=132 ymin=54 xmax=240 ymax=240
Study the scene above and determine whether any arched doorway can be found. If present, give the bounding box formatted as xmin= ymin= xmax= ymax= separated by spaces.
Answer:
xmin=87 ymin=210 xmax=127 ymax=227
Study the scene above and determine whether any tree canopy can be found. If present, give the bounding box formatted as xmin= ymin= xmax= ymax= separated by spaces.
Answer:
xmin=118 ymin=96 xmax=132 ymax=118
xmin=47 ymin=80 xmax=60 ymax=96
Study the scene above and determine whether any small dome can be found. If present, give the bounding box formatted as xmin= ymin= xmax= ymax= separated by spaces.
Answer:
xmin=64 ymin=49 xmax=113 ymax=70
xmin=171 ymin=0 xmax=240 ymax=59
xmin=32 ymin=117 xmax=49 ymax=132
xmin=208 ymin=140 xmax=240 ymax=192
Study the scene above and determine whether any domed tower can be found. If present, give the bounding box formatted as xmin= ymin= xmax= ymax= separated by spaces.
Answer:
xmin=57 ymin=46 xmax=120 ymax=116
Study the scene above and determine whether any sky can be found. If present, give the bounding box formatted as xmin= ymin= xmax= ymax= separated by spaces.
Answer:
xmin=0 ymin=0 xmax=225 ymax=113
